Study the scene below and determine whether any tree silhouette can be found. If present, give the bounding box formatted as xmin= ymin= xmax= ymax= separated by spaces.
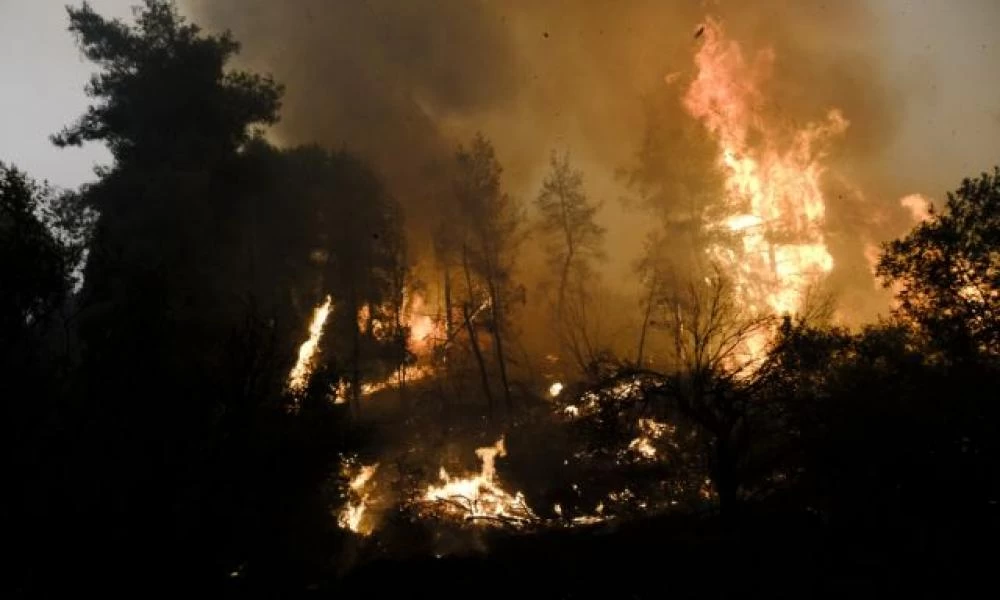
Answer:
xmin=878 ymin=168 xmax=1000 ymax=360
xmin=452 ymin=134 xmax=525 ymax=419
xmin=535 ymin=151 xmax=606 ymax=373
xmin=52 ymin=0 xmax=281 ymax=166
xmin=41 ymin=2 xmax=365 ymax=590
xmin=0 ymin=164 xmax=76 ymax=348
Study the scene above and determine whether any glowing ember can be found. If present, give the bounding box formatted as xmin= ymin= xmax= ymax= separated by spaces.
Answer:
xmin=422 ymin=437 xmax=537 ymax=526
xmin=287 ymin=295 xmax=333 ymax=393
xmin=338 ymin=462 xmax=378 ymax=536
xmin=627 ymin=418 xmax=672 ymax=460
xmin=683 ymin=19 xmax=840 ymax=354
xmin=333 ymin=381 xmax=349 ymax=405
xmin=359 ymin=364 xmax=435 ymax=397
xmin=628 ymin=437 xmax=657 ymax=459
xmin=549 ymin=381 xmax=564 ymax=397
xmin=699 ymin=478 xmax=714 ymax=500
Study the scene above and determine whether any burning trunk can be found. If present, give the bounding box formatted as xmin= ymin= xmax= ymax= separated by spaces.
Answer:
xmin=463 ymin=244 xmax=495 ymax=419
xmin=488 ymin=279 xmax=513 ymax=419
xmin=636 ymin=271 xmax=659 ymax=368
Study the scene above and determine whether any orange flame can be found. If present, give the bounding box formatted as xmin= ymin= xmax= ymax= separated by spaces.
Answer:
xmin=683 ymin=18 xmax=840 ymax=329
xmin=338 ymin=462 xmax=378 ymax=536
xmin=423 ymin=437 xmax=537 ymax=525
xmin=287 ymin=295 xmax=333 ymax=393
xmin=404 ymin=291 xmax=440 ymax=356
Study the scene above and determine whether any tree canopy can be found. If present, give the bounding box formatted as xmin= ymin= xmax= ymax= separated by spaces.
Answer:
xmin=878 ymin=168 xmax=1000 ymax=359
xmin=52 ymin=0 xmax=281 ymax=166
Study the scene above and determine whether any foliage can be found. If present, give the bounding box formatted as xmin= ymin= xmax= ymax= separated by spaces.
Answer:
xmin=0 ymin=164 xmax=77 ymax=343
xmin=449 ymin=133 xmax=526 ymax=417
xmin=535 ymin=151 xmax=605 ymax=298
xmin=535 ymin=151 xmax=607 ymax=373
xmin=52 ymin=0 xmax=281 ymax=165
xmin=878 ymin=168 xmax=1000 ymax=359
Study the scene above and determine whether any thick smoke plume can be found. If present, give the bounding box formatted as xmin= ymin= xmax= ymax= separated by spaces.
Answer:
xmin=185 ymin=0 xmax=922 ymax=323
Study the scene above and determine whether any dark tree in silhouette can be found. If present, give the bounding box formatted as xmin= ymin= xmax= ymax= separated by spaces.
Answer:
xmin=0 ymin=164 xmax=78 ymax=349
xmin=878 ymin=168 xmax=1000 ymax=360
xmin=52 ymin=0 xmax=281 ymax=165
xmin=1 ymin=163 xmax=92 ymax=593
xmin=40 ymin=2 xmax=365 ymax=591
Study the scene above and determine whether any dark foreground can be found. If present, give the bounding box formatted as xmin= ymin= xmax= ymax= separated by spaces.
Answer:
xmin=217 ymin=507 xmax=993 ymax=599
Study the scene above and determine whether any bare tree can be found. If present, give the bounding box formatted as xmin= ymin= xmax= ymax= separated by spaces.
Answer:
xmin=535 ymin=152 xmax=605 ymax=314
xmin=535 ymin=151 xmax=606 ymax=373
xmin=647 ymin=267 xmax=775 ymax=516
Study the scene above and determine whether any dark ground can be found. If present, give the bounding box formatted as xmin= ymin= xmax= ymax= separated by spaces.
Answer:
xmin=217 ymin=505 xmax=992 ymax=599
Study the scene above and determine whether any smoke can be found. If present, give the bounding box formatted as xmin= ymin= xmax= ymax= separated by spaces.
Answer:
xmin=183 ymin=0 xmax=943 ymax=324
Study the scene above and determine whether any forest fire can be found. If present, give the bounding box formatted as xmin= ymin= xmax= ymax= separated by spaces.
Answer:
xmin=683 ymin=19 xmax=841 ymax=356
xmin=287 ymin=295 xmax=333 ymax=393
xmin=421 ymin=437 xmax=537 ymax=526
xmin=10 ymin=0 xmax=998 ymax=593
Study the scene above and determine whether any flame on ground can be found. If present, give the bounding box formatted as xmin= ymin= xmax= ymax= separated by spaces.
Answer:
xmin=683 ymin=18 xmax=841 ymax=357
xmin=360 ymin=364 xmax=435 ymax=397
xmin=338 ymin=462 xmax=379 ymax=536
xmin=287 ymin=295 xmax=333 ymax=393
xmin=549 ymin=381 xmax=564 ymax=398
xmin=422 ymin=437 xmax=537 ymax=526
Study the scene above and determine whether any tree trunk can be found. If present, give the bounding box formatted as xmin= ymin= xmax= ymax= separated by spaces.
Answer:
xmin=557 ymin=250 xmax=574 ymax=320
xmin=713 ymin=434 xmax=740 ymax=526
xmin=489 ymin=282 xmax=513 ymax=420
xmin=463 ymin=301 xmax=494 ymax=420
xmin=636 ymin=272 xmax=658 ymax=366
xmin=462 ymin=245 xmax=494 ymax=420
xmin=350 ymin=300 xmax=362 ymax=417
xmin=443 ymin=265 xmax=453 ymax=341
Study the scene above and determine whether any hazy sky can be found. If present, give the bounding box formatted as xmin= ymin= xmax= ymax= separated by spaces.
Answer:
xmin=0 ymin=0 xmax=136 ymax=188
xmin=1 ymin=0 xmax=999 ymax=195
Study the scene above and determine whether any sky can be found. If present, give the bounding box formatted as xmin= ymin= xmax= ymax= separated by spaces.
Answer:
xmin=1 ymin=0 xmax=999 ymax=199
xmin=0 ymin=0 xmax=133 ymax=188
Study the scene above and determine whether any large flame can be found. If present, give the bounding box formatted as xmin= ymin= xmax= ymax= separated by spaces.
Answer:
xmin=423 ymin=437 xmax=537 ymax=526
xmin=287 ymin=295 xmax=333 ymax=393
xmin=682 ymin=18 xmax=841 ymax=334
